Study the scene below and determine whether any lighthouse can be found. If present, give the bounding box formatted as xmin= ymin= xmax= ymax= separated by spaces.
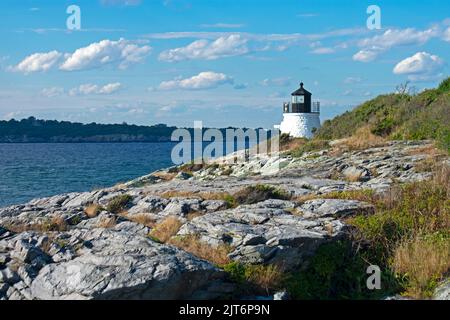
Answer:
xmin=276 ymin=82 xmax=321 ymax=138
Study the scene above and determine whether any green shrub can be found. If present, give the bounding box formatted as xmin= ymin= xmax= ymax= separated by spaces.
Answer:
xmin=223 ymin=262 xmax=285 ymax=294
xmin=106 ymin=194 xmax=133 ymax=213
xmin=314 ymin=77 xmax=450 ymax=154
xmin=233 ymin=184 xmax=291 ymax=205
xmin=286 ymin=241 xmax=399 ymax=300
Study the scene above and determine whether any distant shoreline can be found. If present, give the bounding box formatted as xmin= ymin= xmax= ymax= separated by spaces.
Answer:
xmin=0 ymin=117 xmax=266 ymax=144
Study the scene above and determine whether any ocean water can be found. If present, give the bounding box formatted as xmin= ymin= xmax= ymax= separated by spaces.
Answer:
xmin=0 ymin=143 xmax=177 ymax=207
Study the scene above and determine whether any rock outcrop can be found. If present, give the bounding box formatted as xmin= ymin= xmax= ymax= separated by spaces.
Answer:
xmin=0 ymin=140 xmax=448 ymax=300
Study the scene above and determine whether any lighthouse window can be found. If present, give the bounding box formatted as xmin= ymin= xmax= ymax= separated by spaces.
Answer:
xmin=292 ymin=96 xmax=305 ymax=103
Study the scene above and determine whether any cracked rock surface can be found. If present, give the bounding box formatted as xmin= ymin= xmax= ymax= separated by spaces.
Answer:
xmin=0 ymin=140 xmax=447 ymax=300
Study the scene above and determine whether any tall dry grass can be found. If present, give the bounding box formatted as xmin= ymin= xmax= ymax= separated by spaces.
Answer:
xmin=331 ymin=126 xmax=387 ymax=155
xmin=149 ymin=216 xmax=183 ymax=243
xmin=393 ymin=236 xmax=450 ymax=298
xmin=168 ymin=235 xmax=231 ymax=266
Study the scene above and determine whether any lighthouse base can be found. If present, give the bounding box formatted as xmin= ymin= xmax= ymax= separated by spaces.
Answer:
xmin=278 ymin=113 xmax=321 ymax=139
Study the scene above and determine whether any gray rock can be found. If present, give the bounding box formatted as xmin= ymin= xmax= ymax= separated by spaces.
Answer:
xmin=0 ymin=267 xmax=20 ymax=285
xmin=178 ymin=199 xmax=353 ymax=269
xmin=0 ymin=282 xmax=8 ymax=294
xmin=201 ymin=200 xmax=228 ymax=212
xmin=300 ymin=199 xmax=374 ymax=218
xmin=10 ymin=237 xmax=50 ymax=267
xmin=433 ymin=280 xmax=450 ymax=300
xmin=127 ymin=196 xmax=169 ymax=215
xmin=0 ymin=140 xmax=446 ymax=300
xmin=161 ymin=198 xmax=201 ymax=217
xmin=30 ymin=228 xmax=231 ymax=300
xmin=273 ymin=290 xmax=289 ymax=300
xmin=342 ymin=166 xmax=371 ymax=182
xmin=175 ymin=171 xmax=192 ymax=180
xmin=62 ymin=190 xmax=105 ymax=208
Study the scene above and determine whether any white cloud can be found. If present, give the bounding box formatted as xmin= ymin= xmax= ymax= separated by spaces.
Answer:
xmin=98 ymin=82 xmax=122 ymax=94
xmin=260 ymin=77 xmax=291 ymax=87
xmin=353 ymin=27 xmax=439 ymax=62
xmin=69 ymin=82 xmax=122 ymax=95
xmin=12 ymin=51 xmax=63 ymax=73
xmin=159 ymin=72 xmax=233 ymax=90
xmin=60 ymin=39 xmax=151 ymax=71
xmin=353 ymin=49 xmax=378 ymax=62
xmin=310 ymin=47 xmax=335 ymax=55
xmin=444 ymin=27 xmax=450 ymax=42
xmin=393 ymin=52 xmax=445 ymax=81
xmin=41 ymin=87 xmax=64 ymax=97
xmin=159 ymin=35 xmax=249 ymax=62
xmin=12 ymin=39 xmax=151 ymax=73
xmin=359 ymin=28 xmax=437 ymax=48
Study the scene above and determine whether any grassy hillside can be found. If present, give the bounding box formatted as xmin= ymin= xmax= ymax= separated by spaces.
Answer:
xmin=316 ymin=77 xmax=450 ymax=152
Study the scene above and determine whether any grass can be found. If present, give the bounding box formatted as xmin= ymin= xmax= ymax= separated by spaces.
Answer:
xmin=106 ymin=194 xmax=133 ymax=214
xmin=84 ymin=204 xmax=103 ymax=218
xmin=125 ymin=213 xmax=156 ymax=228
xmin=285 ymin=240 xmax=399 ymax=300
xmin=279 ymin=133 xmax=308 ymax=152
xmin=393 ymin=234 xmax=450 ymax=298
xmin=223 ymin=262 xmax=285 ymax=295
xmin=287 ymin=164 xmax=449 ymax=299
xmin=315 ymin=77 xmax=450 ymax=153
xmin=344 ymin=165 xmax=449 ymax=298
xmin=4 ymin=216 xmax=68 ymax=233
xmin=331 ymin=126 xmax=387 ymax=154
xmin=232 ymin=184 xmax=291 ymax=205
xmin=168 ymin=235 xmax=232 ymax=266
xmin=148 ymin=216 xmax=183 ymax=243
xmin=96 ymin=216 xmax=117 ymax=229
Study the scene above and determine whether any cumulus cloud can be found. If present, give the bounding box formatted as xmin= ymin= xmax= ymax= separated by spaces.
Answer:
xmin=159 ymin=34 xmax=248 ymax=62
xmin=60 ymin=39 xmax=151 ymax=71
xmin=12 ymin=51 xmax=63 ymax=73
xmin=11 ymin=39 xmax=151 ymax=73
xmin=353 ymin=27 xmax=439 ymax=62
xmin=69 ymin=82 xmax=122 ymax=95
xmin=393 ymin=52 xmax=445 ymax=81
xmin=159 ymin=72 xmax=233 ymax=90
xmin=352 ymin=49 xmax=379 ymax=62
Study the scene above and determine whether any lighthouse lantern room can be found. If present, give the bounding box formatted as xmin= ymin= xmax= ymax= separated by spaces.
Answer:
xmin=276 ymin=82 xmax=321 ymax=139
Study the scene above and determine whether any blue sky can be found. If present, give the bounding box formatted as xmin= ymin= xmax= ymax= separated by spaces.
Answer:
xmin=0 ymin=0 xmax=449 ymax=128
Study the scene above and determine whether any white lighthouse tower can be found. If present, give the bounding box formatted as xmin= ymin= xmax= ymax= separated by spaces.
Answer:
xmin=276 ymin=82 xmax=321 ymax=138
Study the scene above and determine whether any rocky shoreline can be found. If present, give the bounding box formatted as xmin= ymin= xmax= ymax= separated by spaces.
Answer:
xmin=0 ymin=140 xmax=449 ymax=300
